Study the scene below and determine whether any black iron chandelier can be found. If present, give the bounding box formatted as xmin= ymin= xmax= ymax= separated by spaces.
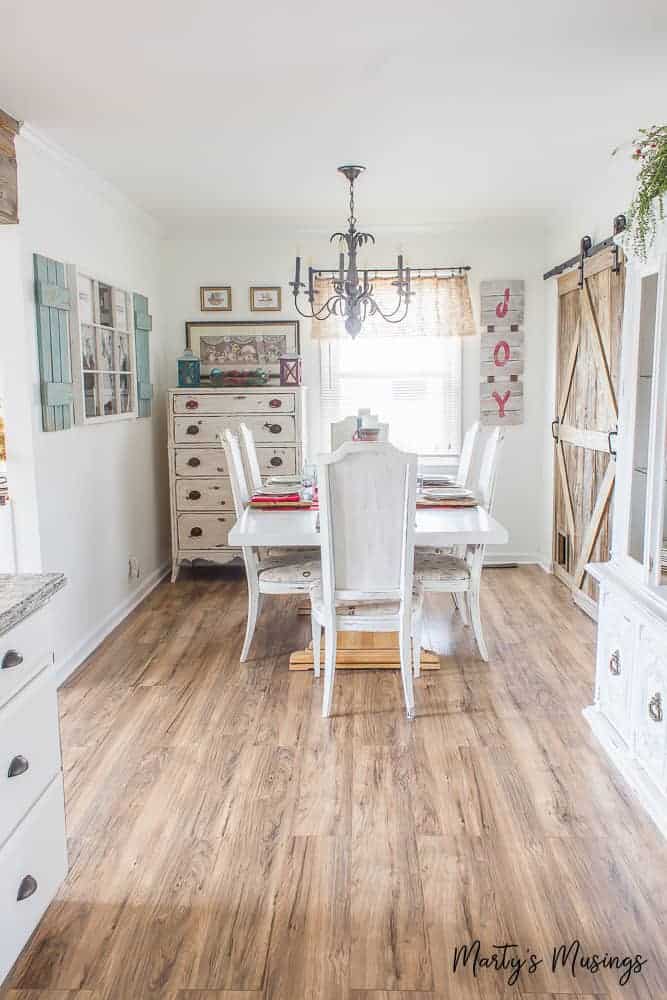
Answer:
xmin=290 ymin=165 xmax=412 ymax=338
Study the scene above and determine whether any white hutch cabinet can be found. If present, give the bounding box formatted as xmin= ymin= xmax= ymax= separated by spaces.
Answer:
xmin=586 ymin=218 xmax=667 ymax=836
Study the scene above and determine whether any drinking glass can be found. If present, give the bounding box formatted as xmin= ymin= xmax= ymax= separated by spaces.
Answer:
xmin=301 ymin=463 xmax=317 ymax=502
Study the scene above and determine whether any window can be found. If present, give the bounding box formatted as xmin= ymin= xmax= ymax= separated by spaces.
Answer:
xmin=319 ymin=334 xmax=461 ymax=460
xmin=74 ymin=272 xmax=136 ymax=422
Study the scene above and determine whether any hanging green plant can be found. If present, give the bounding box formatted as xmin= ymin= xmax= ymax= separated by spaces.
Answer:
xmin=614 ymin=125 xmax=667 ymax=259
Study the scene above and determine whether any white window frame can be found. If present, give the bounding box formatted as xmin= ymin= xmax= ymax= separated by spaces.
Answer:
xmin=68 ymin=264 xmax=137 ymax=425
xmin=318 ymin=335 xmax=463 ymax=468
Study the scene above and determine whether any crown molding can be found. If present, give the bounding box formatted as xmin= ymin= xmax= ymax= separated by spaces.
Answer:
xmin=17 ymin=124 xmax=164 ymax=239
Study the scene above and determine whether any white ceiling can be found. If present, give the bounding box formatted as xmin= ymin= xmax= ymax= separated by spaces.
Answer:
xmin=2 ymin=0 xmax=666 ymax=232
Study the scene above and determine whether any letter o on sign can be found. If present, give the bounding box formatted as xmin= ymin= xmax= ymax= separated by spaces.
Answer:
xmin=493 ymin=340 xmax=510 ymax=367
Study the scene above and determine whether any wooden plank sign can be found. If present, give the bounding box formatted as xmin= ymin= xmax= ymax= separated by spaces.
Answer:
xmin=480 ymin=280 xmax=525 ymax=426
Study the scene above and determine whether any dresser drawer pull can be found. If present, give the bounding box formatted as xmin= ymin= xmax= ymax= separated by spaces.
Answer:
xmin=270 ymin=456 xmax=283 ymax=467
xmin=17 ymin=875 xmax=38 ymax=901
xmin=1 ymin=649 xmax=23 ymax=670
xmin=8 ymin=755 xmax=29 ymax=778
xmin=186 ymin=424 xmax=200 ymax=435
xmin=187 ymin=457 xmax=201 ymax=467
xmin=185 ymin=399 xmax=199 ymax=409
xmin=234 ymin=395 xmax=247 ymax=400
xmin=609 ymin=649 xmax=621 ymax=675
xmin=263 ymin=422 xmax=282 ymax=434
xmin=269 ymin=398 xmax=282 ymax=408
xmin=189 ymin=526 xmax=203 ymax=538
xmin=649 ymin=692 xmax=663 ymax=723
xmin=187 ymin=490 xmax=201 ymax=500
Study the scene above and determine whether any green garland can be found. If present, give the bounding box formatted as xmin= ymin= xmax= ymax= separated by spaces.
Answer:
xmin=615 ymin=126 xmax=667 ymax=259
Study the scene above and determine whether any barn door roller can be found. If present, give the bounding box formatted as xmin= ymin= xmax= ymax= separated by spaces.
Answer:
xmin=543 ymin=215 xmax=626 ymax=285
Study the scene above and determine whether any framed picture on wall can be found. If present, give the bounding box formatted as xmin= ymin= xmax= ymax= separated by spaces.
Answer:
xmin=250 ymin=286 xmax=282 ymax=311
xmin=200 ymin=285 xmax=232 ymax=311
xmin=186 ymin=320 xmax=299 ymax=380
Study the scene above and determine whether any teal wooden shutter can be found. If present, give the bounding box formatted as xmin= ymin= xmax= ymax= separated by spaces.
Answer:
xmin=133 ymin=292 xmax=153 ymax=418
xmin=33 ymin=254 xmax=73 ymax=431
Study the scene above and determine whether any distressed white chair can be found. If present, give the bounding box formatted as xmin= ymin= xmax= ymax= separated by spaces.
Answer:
xmin=311 ymin=441 xmax=421 ymax=719
xmin=238 ymin=420 xmax=318 ymax=560
xmin=456 ymin=420 xmax=481 ymax=487
xmin=413 ymin=428 xmax=504 ymax=671
xmin=239 ymin=422 xmax=264 ymax=495
xmin=220 ymin=430 xmax=320 ymax=662
xmin=330 ymin=415 xmax=389 ymax=450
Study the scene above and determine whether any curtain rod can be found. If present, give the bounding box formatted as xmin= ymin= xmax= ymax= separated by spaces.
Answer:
xmin=312 ymin=265 xmax=471 ymax=275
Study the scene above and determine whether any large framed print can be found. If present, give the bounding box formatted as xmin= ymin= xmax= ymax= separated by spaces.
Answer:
xmin=185 ymin=321 xmax=300 ymax=380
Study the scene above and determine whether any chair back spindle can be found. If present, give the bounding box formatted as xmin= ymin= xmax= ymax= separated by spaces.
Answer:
xmin=457 ymin=421 xmax=481 ymax=488
xmin=239 ymin=422 xmax=264 ymax=495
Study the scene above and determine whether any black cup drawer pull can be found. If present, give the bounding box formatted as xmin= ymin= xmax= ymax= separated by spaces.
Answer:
xmin=17 ymin=875 xmax=38 ymax=901
xmin=190 ymin=526 xmax=203 ymax=538
xmin=187 ymin=457 xmax=201 ymax=467
xmin=186 ymin=424 xmax=200 ymax=435
xmin=188 ymin=490 xmax=202 ymax=500
xmin=8 ymin=755 xmax=29 ymax=778
xmin=1 ymin=649 xmax=23 ymax=670
xmin=270 ymin=457 xmax=283 ymax=467
xmin=263 ymin=422 xmax=282 ymax=434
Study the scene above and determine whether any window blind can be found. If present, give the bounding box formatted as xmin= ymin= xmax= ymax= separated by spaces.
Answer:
xmin=319 ymin=334 xmax=462 ymax=459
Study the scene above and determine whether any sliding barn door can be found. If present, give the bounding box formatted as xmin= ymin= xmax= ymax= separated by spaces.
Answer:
xmin=553 ymin=249 xmax=625 ymax=617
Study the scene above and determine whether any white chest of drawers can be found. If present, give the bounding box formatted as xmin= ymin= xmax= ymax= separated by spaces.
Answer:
xmin=0 ymin=576 xmax=68 ymax=987
xmin=168 ymin=386 xmax=307 ymax=581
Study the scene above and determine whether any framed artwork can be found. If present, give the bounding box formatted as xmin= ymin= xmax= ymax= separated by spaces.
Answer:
xmin=186 ymin=320 xmax=299 ymax=380
xmin=200 ymin=286 xmax=232 ymax=311
xmin=250 ymin=286 xmax=281 ymax=311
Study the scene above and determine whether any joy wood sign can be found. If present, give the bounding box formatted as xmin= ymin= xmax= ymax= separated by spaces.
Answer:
xmin=479 ymin=280 xmax=525 ymax=426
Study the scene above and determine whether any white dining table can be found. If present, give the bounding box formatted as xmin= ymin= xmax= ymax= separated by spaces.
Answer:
xmin=229 ymin=505 xmax=509 ymax=550
xmin=229 ymin=505 xmax=509 ymax=671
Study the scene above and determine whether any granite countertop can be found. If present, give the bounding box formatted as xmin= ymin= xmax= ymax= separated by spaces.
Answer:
xmin=0 ymin=573 xmax=66 ymax=637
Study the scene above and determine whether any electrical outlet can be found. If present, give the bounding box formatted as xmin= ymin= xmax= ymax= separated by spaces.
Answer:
xmin=128 ymin=556 xmax=140 ymax=579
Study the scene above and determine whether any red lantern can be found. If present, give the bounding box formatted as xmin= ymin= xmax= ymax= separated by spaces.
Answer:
xmin=279 ymin=353 xmax=302 ymax=386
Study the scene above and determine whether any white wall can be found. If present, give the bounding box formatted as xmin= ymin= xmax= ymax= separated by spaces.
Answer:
xmin=539 ymin=153 xmax=637 ymax=564
xmin=163 ymin=219 xmax=548 ymax=564
xmin=6 ymin=130 xmax=170 ymax=680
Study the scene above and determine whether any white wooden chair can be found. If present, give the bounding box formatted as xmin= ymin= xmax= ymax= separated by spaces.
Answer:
xmin=238 ymin=420 xmax=318 ymax=560
xmin=413 ymin=428 xmax=504 ymax=671
xmin=456 ymin=420 xmax=481 ymax=487
xmin=220 ymin=430 xmax=320 ymax=662
xmin=239 ymin=422 xmax=264 ymax=495
xmin=311 ymin=441 xmax=421 ymax=719
xmin=329 ymin=415 xmax=389 ymax=450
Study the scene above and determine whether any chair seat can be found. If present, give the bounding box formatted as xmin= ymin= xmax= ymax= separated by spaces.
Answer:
xmin=414 ymin=552 xmax=470 ymax=583
xmin=258 ymin=552 xmax=320 ymax=584
xmin=311 ymin=587 xmax=422 ymax=619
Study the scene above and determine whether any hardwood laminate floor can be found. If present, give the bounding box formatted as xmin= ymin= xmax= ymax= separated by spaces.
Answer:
xmin=3 ymin=566 xmax=667 ymax=1000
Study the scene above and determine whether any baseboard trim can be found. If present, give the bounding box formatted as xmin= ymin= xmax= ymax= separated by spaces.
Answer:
xmin=483 ymin=552 xmax=542 ymax=567
xmin=55 ymin=561 xmax=170 ymax=688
